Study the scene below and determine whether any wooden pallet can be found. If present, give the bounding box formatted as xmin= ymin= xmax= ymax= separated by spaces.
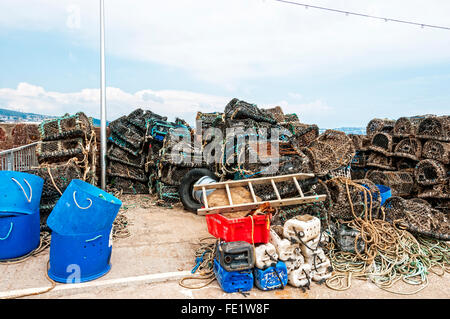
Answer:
xmin=194 ymin=173 xmax=326 ymax=216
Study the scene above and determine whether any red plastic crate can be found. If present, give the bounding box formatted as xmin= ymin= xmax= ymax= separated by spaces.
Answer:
xmin=205 ymin=213 xmax=271 ymax=244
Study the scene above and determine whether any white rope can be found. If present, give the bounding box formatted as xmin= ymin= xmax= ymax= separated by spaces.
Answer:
xmin=73 ymin=191 xmax=92 ymax=210
xmin=11 ymin=178 xmax=32 ymax=203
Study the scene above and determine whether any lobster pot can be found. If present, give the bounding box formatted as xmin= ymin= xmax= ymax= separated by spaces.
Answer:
xmin=48 ymin=226 xmax=113 ymax=283
xmin=395 ymin=158 xmax=418 ymax=171
xmin=106 ymin=143 xmax=146 ymax=169
xmin=108 ymin=116 xmax=145 ymax=148
xmin=108 ymin=132 xmax=141 ymax=156
xmin=414 ymin=159 xmax=447 ymax=186
xmin=253 ymin=261 xmax=288 ymax=291
xmin=0 ymin=212 xmax=40 ymax=260
xmin=418 ymin=181 xmax=450 ymax=199
xmin=351 ymin=151 xmax=369 ymax=168
xmin=224 ymin=98 xmax=276 ymax=124
xmin=106 ymin=160 xmax=148 ymax=183
xmin=366 ymin=118 xmax=396 ymax=137
xmin=283 ymin=113 xmax=300 ymax=123
xmin=127 ymin=108 xmax=167 ymax=133
xmin=422 ymin=140 xmax=450 ymax=164
xmin=369 ymin=132 xmax=395 ymax=156
xmin=416 ymin=116 xmax=450 ymax=141
xmin=366 ymin=170 xmax=415 ymax=197
xmin=264 ymin=106 xmax=286 ymax=123
xmin=47 ymin=179 xmax=122 ymax=235
xmin=393 ymin=115 xmax=432 ymax=138
xmin=195 ymin=111 xmax=226 ymax=142
xmin=37 ymin=138 xmax=85 ymax=164
xmin=383 ymin=196 xmax=449 ymax=240
xmin=154 ymin=181 xmax=180 ymax=205
xmin=285 ymin=123 xmax=319 ymax=148
xmin=394 ymin=138 xmax=422 ymax=161
xmin=348 ymin=134 xmax=371 ymax=152
xmin=108 ymin=177 xmax=148 ymax=195
xmin=39 ymin=112 xmax=93 ymax=141
xmin=366 ymin=152 xmax=395 ymax=170
xmin=0 ymin=171 xmax=44 ymax=215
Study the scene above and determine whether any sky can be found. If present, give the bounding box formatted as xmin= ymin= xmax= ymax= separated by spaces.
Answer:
xmin=0 ymin=0 xmax=449 ymax=128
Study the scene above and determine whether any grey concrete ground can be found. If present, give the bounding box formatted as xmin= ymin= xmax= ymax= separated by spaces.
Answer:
xmin=1 ymin=195 xmax=448 ymax=299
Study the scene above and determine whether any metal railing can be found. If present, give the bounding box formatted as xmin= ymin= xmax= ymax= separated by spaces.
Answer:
xmin=0 ymin=142 xmax=39 ymax=171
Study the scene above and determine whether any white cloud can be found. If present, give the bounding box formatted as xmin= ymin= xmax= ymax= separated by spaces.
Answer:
xmin=0 ymin=0 xmax=449 ymax=87
xmin=0 ymin=82 xmax=333 ymax=126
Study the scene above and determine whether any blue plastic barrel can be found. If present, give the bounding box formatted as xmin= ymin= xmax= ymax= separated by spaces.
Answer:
xmin=47 ymin=179 xmax=122 ymax=235
xmin=213 ymin=259 xmax=253 ymax=293
xmin=0 ymin=171 xmax=44 ymax=215
xmin=254 ymin=261 xmax=288 ymax=291
xmin=375 ymin=184 xmax=391 ymax=206
xmin=48 ymin=226 xmax=113 ymax=283
xmin=0 ymin=212 xmax=40 ymax=260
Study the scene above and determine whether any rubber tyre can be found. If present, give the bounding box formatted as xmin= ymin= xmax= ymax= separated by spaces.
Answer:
xmin=179 ymin=168 xmax=218 ymax=213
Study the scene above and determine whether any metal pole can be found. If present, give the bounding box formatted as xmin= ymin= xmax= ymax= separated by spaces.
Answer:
xmin=100 ymin=0 xmax=107 ymax=189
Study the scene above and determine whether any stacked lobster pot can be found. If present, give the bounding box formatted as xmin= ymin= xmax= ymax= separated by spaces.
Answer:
xmin=348 ymin=115 xmax=450 ymax=240
xmin=268 ymin=215 xmax=333 ymax=290
xmin=106 ymin=109 xmax=155 ymax=195
xmin=29 ymin=112 xmax=97 ymax=225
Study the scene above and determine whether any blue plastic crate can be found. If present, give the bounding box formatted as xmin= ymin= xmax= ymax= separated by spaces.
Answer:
xmin=253 ymin=261 xmax=288 ymax=291
xmin=213 ymin=259 xmax=253 ymax=293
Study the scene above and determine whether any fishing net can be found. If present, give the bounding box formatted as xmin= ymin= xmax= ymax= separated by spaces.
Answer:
xmin=107 ymin=176 xmax=149 ymax=195
xmin=303 ymin=130 xmax=355 ymax=176
xmin=393 ymin=115 xmax=433 ymax=138
xmin=383 ymin=196 xmax=450 ymax=240
xmin=366 ymin=152 xmax=395 ymax=170
xmin=107 ymin=160 xmax=148 ymax=183
xmin=127 ymin=108 xmax=167 ymax=133
xmin=421 ymin=140 xmax=450 ymax=164
xmin=393 ymin=138 xmax=422 ymax=161
xmin=109 ymin=116 xmax=145 ymax=147
xmin=224 ymin=98 xmax=277 ymax=124
xmin=416 ymin=116 xmax=450 ymax=141
xmin=417 ymin=181 xmax=450 ymax=199
xmin=39 ymin=112 xmax=93 ymax=141
xmin=368 ymin=132 xmax=395 ymax=156
xmin=414 ymin=159 xmax=447 ymax=186
xmin=106 ymin=143 xmax=146 ymax=168
xmin=36 ymin=138 xmax=84 ymax=164
xmin=326 ymin=178 xmax=381 ymax=221
xmin=285 ymin=123 xmax=319 ymax=148
xmin=366 ymin=118 xmax=395 ymax=137
xmin=366 ymin=170 xmax=415 ymax=197
xmin=348 ymin=134 xmax=371 ymax=152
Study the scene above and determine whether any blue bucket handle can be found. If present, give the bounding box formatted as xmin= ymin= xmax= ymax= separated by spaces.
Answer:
xmin=0 ymin=222 xmax=13 ymax=241
xmin=73 ymin=191 xmax=93 ymax=210
xmin=85 ymin=235 xmax=103 ymax=243
xmin=11 ymin=178 xmax=32 ymax=203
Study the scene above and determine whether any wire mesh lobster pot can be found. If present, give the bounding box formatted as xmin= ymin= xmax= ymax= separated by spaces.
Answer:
xmin=196 ymin=112 xmax=226 ymax=138
xmin=348 ymin=134 xmax=371 ymax=152
xmin=393 ymin=138 xmax=422 ymax=161
xmin=264 ymin=106 xmax=285 ymax=123
xmin=366 ymin=170 xmax=415 ymax=197
xmin=108 ymin=176 xmax=148 ymax=195
xmin=416 ymin=116 xmax=450 ymax=142
xmin=108 ymin=132 xmax=141 ymax=156
xmin=366 ymin=152 xmax=395 ymax=170
xmin=36 ymin=138 xmax=85 ymax=164
xmin=395 ymin=158 xmax=417 ymax=171
xmin=383 ymin=196 xmax=449 ymax=240
xmin=368 ymin=132 xmax=395 ymax=156
xmin=325 ymin=178 xmax=381 ymax=220
xmin=109 ymin=116 xmax=145 ymax=148
xmin=285 ymin=123 xmax=319 ymax=148
xmin=127 ymin=108 xmax=167 ymax=133
xmin=224 ymin=98 xmax=277 ymax=124
xmin=414 ymin=159 xmax=447 ymax=186
xmin=154 ymin=181 xmax=180 ymax=206
xmin=417 ymin=180 xmax=450 ymax=199
xmin=393 ymin=115 xmax=433 ymax=138
xmin=106 ymin=160 xmax=148 ymax=183
xmin=366 ymin=118 xmax=396 ymax=137
xmin=283 ymin=113 xmax=300 ymax=123
xmin=351 ymin=151 xmax=369 ymax=168
xmin=421 ymin=140 xmax=450 ymax=164
xmin=106 ymin=143 xmax=145 ymax=169
xmin=39 ymin=112 xmax=93 ymax=141
xmin=157 ymin=164 xmax=192 ymax=186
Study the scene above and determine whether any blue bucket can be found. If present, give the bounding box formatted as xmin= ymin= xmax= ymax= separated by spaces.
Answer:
xmin=47 ymin=179 xmax=122 ymax=235
xmin=254 ymin=261 xmax=288 ymax=291
xmin=0 ymin=171 xmax=44 ymax=215
xmin=0 ymin=211 xmax=40 ymax=260
xmin=375 ymin=184 xmax=391 ymax=206
xmin=213 ymin=259 xmax=253 ymax=293
xmin=48 ymin=226 xmax=113 ymax=283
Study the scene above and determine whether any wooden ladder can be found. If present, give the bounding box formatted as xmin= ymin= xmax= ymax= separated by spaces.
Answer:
xmin=193 ymin=173 xmax=326 ymax=216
